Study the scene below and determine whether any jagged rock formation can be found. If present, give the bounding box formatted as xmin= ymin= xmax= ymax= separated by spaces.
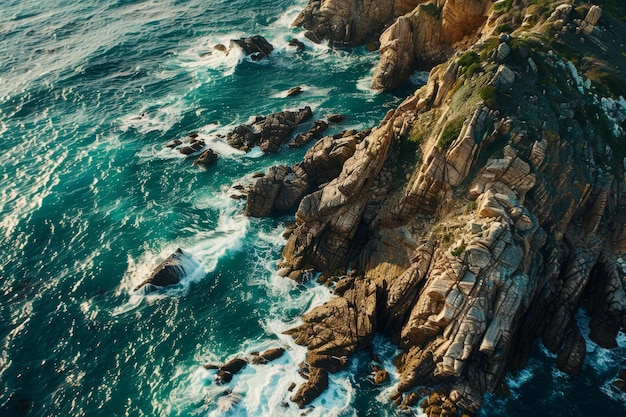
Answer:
xmin=371 ymin=0 xmax=493 ymax=90
xmin=245 ymin=129 xmax=369 ymax=217
xmin=293 ymin=0 xmax=428 ymax=46
xmin=293 ymin=0 xmax=493 ymax=90
xmin=248 ymin=0 xmax=626 ymax=413
xmin=227 ymin=107 xmax=313 ymax=153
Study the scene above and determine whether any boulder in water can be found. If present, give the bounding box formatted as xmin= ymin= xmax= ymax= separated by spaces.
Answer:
xmin=193 ymin=148 xmax=218 ymax=167
xmin=286 ymin=86 xmax=303 ymax=97
xmin=290 ymin=366 xmax=328 ymax=408
xmin=216 ymin=358 xmax=248 ymax=384
xmin=230 ymin=35 xmax=274 ymax=59
xmin=288 ymin=38 xmax=306 ymax=51
xmin=134 ymin=248 xmax=198 ymax=291
xmin=252 ymin=347 xmax=286 ymax=364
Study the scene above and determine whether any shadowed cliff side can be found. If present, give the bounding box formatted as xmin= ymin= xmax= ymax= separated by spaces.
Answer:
xmin=247 ymin=0 xmax=626 ymax=414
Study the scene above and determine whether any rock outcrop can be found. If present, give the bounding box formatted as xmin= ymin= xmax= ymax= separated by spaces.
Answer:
xmin=229 ymin=35 xmax=274 ymax=60
xmin=293 ymin=0 xmax=428 ymax=46
xmin=290 ymin=366 xmax=329 ymax=408
xmin=227 ymin=107 xmax=313 ymax=153
xmin=249 ymin=1 xmax=626 ymax=413
xmin=285 ymin=272 xmax=378 ymax=372
xmin=293 ymin=0 xmax=492 ymax=90
xmin=135 ymin=248 xmax=198 ymax=291
xmin=371 ymin=0 xmax=492 ymax=90
xmin=245 ymin=129 xmax=369 ymax=217
xmin=193 ymin=148 xmax=218 ymax=167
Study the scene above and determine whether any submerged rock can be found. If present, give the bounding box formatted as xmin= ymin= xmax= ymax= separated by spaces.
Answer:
xmin=134 ymin=248 xmax=198 ymax=291
xmin=288 ymin=38 xmax=306 ymax=51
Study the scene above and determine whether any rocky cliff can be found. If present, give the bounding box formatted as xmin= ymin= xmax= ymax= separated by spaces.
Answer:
xmin=249 ymin=0 xmax=626 ymax=414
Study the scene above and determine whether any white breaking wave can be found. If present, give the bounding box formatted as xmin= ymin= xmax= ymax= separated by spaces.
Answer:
xmin=163 ymin=224 xmax=363 ymax=417
xmin=118 ymin=94 xmax=187 ymax=134
xmin=176 ymin=32 xmax=246 ymax=77
xmin=113 ymin=194 xmax=248 ymax=314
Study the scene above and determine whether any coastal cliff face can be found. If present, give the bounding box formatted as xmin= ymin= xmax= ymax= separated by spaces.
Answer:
xmin=249 ymin=0 xmax=626 ymax=414
xmin=294 ymin=0 xmax=494 ymax=90
xmin=293 ymin=0 xmax=428 ymax=46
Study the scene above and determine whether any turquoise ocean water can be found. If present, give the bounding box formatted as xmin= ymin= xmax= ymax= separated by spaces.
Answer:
xmin=0 ymin=1 xmax=624 ymax=416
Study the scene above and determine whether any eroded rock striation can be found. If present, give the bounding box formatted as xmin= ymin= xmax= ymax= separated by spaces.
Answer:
xmin=248 ymin=1 xmax=626 ymax=413
xmin=371 ymin=0 xmax=492 ymax=90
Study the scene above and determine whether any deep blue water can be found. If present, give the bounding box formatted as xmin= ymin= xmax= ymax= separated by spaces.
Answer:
xmin=0 ymin=1 xmax=624 ymax=416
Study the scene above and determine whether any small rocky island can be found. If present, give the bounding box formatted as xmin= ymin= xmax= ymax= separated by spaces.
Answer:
xmin=230 ymin=0 xmax=626 ymax=414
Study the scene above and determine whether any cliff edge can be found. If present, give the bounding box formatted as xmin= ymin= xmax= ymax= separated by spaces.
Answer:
xmin=248 ymin=0 xmax=626 ymax=414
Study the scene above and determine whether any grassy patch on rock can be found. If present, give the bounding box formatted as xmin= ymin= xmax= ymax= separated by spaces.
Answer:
xmin=438 ymin=117 xmax=465 ymax=150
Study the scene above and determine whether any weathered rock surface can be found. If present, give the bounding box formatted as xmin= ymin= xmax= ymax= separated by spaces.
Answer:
xmin=290 ymin=366 xmax=328 ymax=408
xmin=227 ymin=107 xmax=313 ymax=153
xmin=293 ymin=0 xmax=427 ymax=46
xmin=372 ymin=0 xmax=492 ymax=90
xmin=294 ymin=0 xmax=491 ymax=91
xmin=285 ymin=273 xmax=377 ymax=365
xmin=247 ymin=1 xmax=626 ymax=414
xmin=284 ymin=273 xmax=377 ymax=405
xmin=134 ymin=248 xmax=198 ymax=291
xmin=245 ymin=129 xmax=368 ymax=217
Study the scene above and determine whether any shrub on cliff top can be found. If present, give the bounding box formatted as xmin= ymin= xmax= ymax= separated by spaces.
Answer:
xmin=458 ymin=51 xmax=483 ymax=77
xmin=480 ymin=85 xmax=498 ymax=109
xmin=438 ymin=117 xmax=465 ymax=150
xmin=459 ymin=51 xmax=479 ymax=68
